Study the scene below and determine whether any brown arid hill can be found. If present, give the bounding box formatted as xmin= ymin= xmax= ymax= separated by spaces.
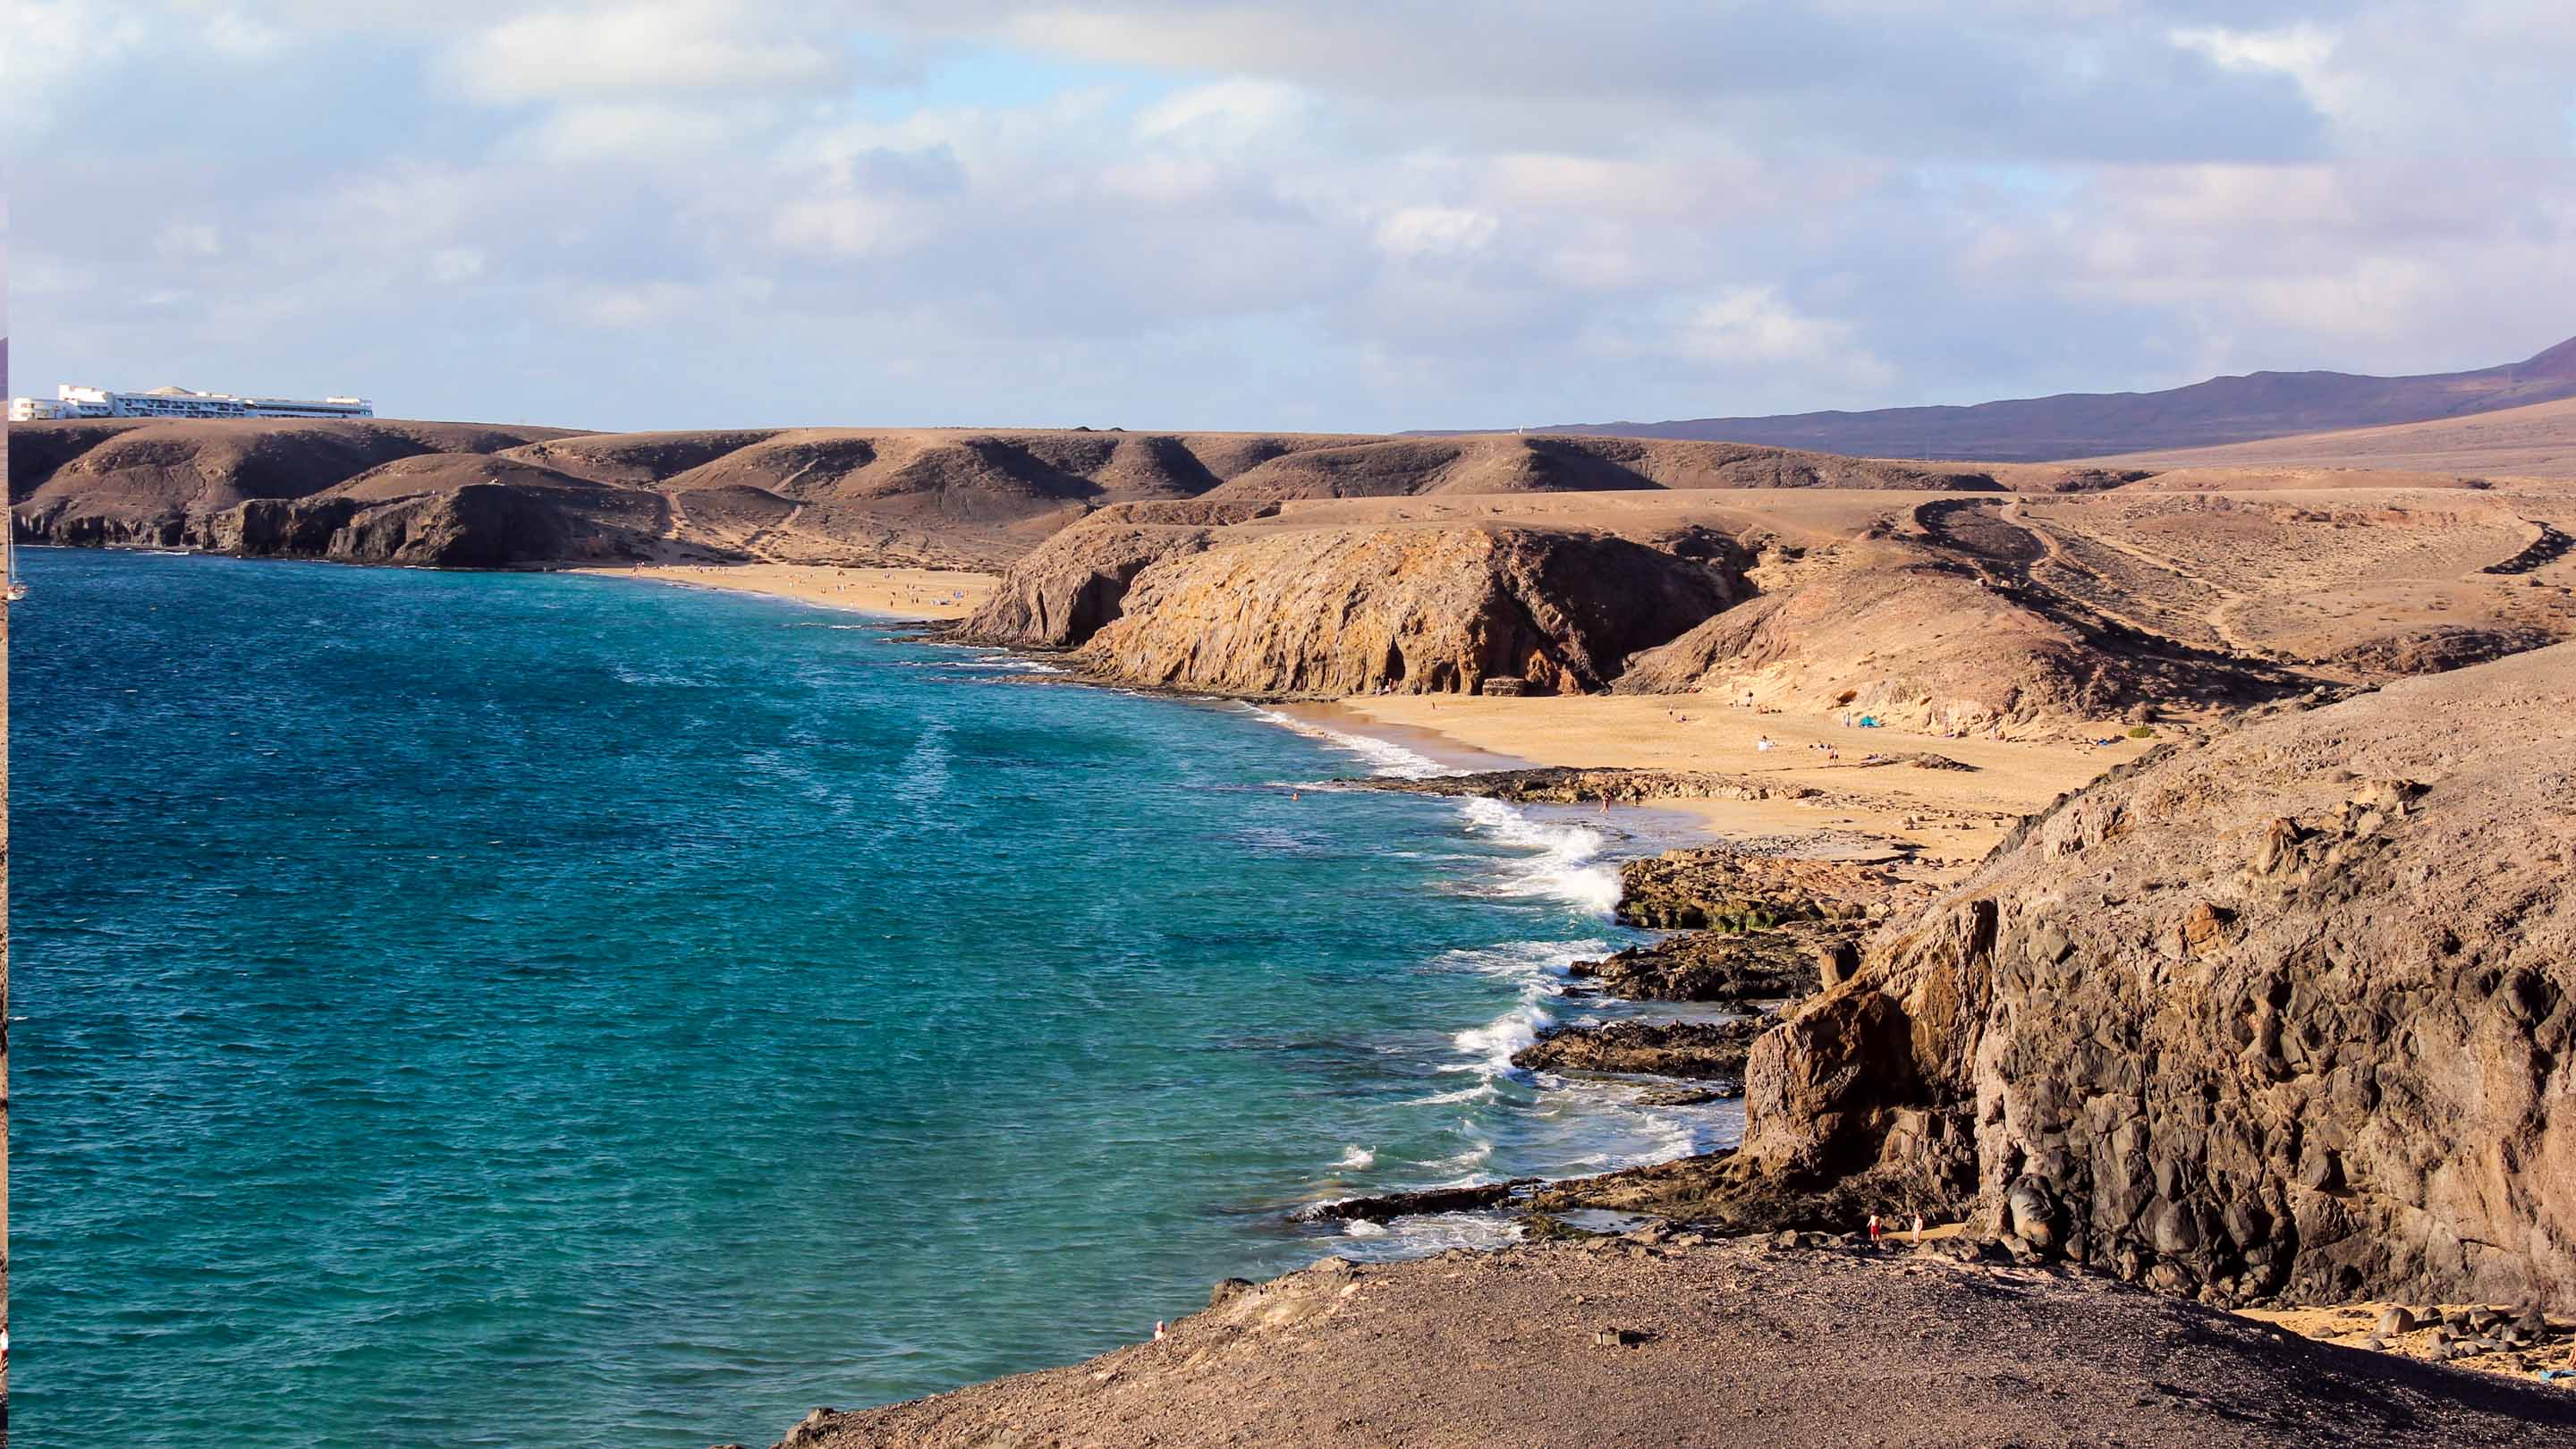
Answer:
xmin=8 ymin=418 xmax=579 ymax=553
xmin=757 ymin=1238 xmax=2576 ymax=1449
xmin=962 ymin=486 xmax=2576 ymax=727
xmin=21 ymin=418 xmax=2576 ymax=730
xmin=1549 ymin=643 xmax=2576 ymax=1315
xmin=1199 ymin=433 xmax=1997 ymax=499
xmin=1530 ymin=334 xmax=2576 ymax=462
xmin=11 ymin=421 xmax=1986 ymax=572
xmin=2070 ymin=393 xmax=2576 ymax=482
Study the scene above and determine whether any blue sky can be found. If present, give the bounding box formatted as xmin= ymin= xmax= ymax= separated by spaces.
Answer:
xmin=7 ymin=1 xmax=2573 ymax=431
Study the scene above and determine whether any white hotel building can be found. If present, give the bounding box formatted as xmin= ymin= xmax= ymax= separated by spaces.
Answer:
xmin=8 ymin=383 xmax=375 ymax=422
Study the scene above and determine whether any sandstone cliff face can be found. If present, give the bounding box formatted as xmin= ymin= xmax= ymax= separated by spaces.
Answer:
xmin=1732 ymin=644 xmax=2576 ymax=1310
xmin=953 ymin=502 xmax=1278 ymax=648
xmin=1067 ymin=525 xmax=1741 ymax=696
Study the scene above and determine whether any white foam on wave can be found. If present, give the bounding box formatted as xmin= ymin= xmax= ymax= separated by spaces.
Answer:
xmin=1404 ymin=1080 xmax=1496 ymax=1107
xmin=1338 ymin=1211 xmax=1526 ymax=1259
xmin=1335 ymin=1145 xmax=1377 ymax=1171
xmin=1428 ymin=938 xmax=1607 ymax=1089
xmin=1453 ymin=797 xmax=1622 ymax=917
xmin=1241 ymin=706 xmax=1458 ymax=782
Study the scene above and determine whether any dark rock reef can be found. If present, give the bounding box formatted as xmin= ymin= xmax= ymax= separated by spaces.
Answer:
xmin=1568 ymin=920 xmax=1860 ymax=1003
xmin=1512 ymin=1017 xmax=1765 ymax=1086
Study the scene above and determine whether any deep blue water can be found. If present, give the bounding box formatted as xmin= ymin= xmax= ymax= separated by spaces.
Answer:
xmin=10 ymin=549 xmax=1733 ymax=1446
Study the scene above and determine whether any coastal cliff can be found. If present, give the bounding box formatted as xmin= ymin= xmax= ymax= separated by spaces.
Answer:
xmin=1561 ymin=642 xmax=2576 ymax=1313
xmin=1065 ymin=524 xmax=1742 ymax=696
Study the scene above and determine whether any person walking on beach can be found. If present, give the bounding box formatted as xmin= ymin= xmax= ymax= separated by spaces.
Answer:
xmin=1867 ymin=1213 xmax=1883 ymax=1242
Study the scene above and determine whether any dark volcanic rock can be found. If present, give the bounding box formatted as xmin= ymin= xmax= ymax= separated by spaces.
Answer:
xmin=1354 ymin=766 xmax=1826 ymax=808
xmin=1294 ymin=1180 xmax=1533 ymax=1224
xmin=1568 ymin=923 xmax=1854 ymax=1004
xmin=1512 ymin=1018 xmax=1765 ymax=1083
xmin=1615 ymin=847 xmax=1917 ymax=931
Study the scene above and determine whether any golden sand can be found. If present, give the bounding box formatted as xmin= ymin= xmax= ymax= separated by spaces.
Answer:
xmin=572 ymin=563 xmax=999 ymax=620
xmin=1309 ymin=692 xmax=2161 ymax=860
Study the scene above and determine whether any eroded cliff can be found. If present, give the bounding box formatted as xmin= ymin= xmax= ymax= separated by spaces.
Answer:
xmin=1634 ymin=644 xmax=2576 ymax=1311
xmin=1064 ymin=524 xmax=1742 ymax=696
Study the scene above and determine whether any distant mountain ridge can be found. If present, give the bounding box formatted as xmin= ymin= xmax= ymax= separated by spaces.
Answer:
xmin=1529 ymin=335 xmax=2576 ymax=462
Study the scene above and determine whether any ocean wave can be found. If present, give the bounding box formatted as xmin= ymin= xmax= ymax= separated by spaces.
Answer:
xmin=1403 ymin=1081 xmax=1497 ymax=1107
xmin=1453 ymin=797 xmax=1622 ymax=917
xmin=1337 ymin=1211 xmax=1527 ymax=1259
xmin=1241 ymin=706 xmax=1459 ymax=781
xmin=1335 ymin=1145 xmax=1377 ymax=1171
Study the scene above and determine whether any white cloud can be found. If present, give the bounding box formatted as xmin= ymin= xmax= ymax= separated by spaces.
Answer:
xmin=10 ymin=1 xmax=2576 ymax=430
xmin=771 ymin=196 xmax=927 ymax=258
xmin=444 ymin=1 xmax=842 ymax=104
xmin=513 ymin=100 xmax=775 ymax=163
xmin=1134 ymin=78 xmax=1310 ymax=153
xmin=1374 ymin=207 xmax=1498 ymax=259
xmin=1671 ymin=286 xmax=1889 ymax=383
xmin=155 ymin=223 xmax=225 ymax=259
xmin=429 ymin=248 xmax=487 ymax=284
xmin=0 ymin=3 xmax=148 ymax=131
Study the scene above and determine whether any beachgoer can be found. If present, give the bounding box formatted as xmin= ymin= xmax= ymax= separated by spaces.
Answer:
xmin=1756 ymin=735 xmax=1774 ymax=752
xmin=1153 ymin=1320 xmax=1167 ymax=1342
xmin=1868 ymin=1213 xmax=1883 ymax=1242
xmin=1911 ymin=1212 xmax=1926 ymax=1242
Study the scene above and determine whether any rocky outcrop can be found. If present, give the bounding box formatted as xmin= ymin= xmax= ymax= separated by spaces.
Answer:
xmin=1066 ymin=525 xmax=1742 ymax=696
xmin=1512 ymin=1017 xmax=1765 ymax=1083
xmin=1352 ymin=766 xmax=1828 ymax=809
xmin=2330 ymin=625 xmax=2560 ymax=678
xmin=1614 ymin=847 xmax=1916 ymax=931
xmin=1673 ymin=643 xmax=2576 ymax=1311
xmin=952 ymin=501 xmax=1275 ymax=647
xmin=1568 ymin=922 xmax=1858 ymax=1003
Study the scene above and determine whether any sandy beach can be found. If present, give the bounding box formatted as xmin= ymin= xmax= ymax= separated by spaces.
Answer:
xmin=567 ymin=553 xmax=2151 ymax=861
xmin=1293 ymin=692 xmax=2158 ymax=862
xmin=570 ymin=563 xmax=999 ymax=620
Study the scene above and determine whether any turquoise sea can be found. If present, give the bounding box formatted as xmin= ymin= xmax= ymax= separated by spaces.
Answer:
xmin=11 ymin=549 xmax=1736 ymax=1446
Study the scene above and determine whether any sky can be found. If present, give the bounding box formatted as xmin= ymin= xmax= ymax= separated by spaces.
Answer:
xmin=6 ymin=0 xmax=2575 ymax=432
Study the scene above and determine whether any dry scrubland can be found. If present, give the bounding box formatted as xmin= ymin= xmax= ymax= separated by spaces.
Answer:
xmin=16 ymin=406 xmax=2576 ymax=1446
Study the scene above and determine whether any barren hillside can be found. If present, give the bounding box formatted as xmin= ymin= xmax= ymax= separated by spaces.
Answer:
xmin=1530 ymin=335 xmax=2576 ymax=462
xmin=2073 ymin=394 xmax=2576 ymax=481
xmin=7 ymin=421 xmax=1991 ymax=572
xmin=961 ymin=485 xmax=2576 ymax=730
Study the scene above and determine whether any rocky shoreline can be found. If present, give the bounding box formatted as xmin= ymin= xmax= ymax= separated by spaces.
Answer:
xmin=753 ymin=648 xmax=2576 ymax=1445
